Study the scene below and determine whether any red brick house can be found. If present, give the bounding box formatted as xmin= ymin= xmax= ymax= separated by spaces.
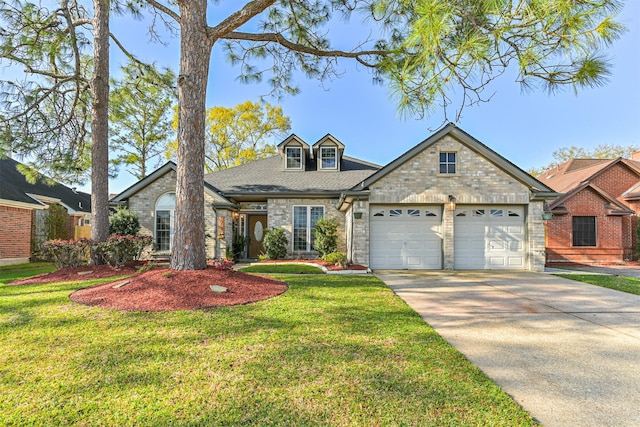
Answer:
xmin=539 ymin=156 xmax=640 ymax=264
xmin=0 ymin=157 xmax=92 ymax=266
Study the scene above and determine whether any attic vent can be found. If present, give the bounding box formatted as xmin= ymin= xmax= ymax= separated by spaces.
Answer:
xmin=78 ymin=202 xmax=82 ymax=209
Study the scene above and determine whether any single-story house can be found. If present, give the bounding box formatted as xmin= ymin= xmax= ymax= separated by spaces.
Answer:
xmin=111 ymin=124 xmax=559 ymax=271
xmin=538 ymin=155 xmax=640 ymax=264
xmin=0 ymin=156 xmax=92 ymax=265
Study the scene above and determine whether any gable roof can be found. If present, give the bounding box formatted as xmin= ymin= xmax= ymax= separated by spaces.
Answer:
xmin=548 ymin=181 xmax=635 ymax=215
xmin=0 ymin=156 xmax=91 ymax=213
xmin=539 ymin=157 xmax=640 ymax=207
xmin=203 ymin=155 xmax=380 ymax=197
xmin=355 ymin=123 xmax=559 ymax=199
xmin=111 ymin=161 xmax=234 ymax=206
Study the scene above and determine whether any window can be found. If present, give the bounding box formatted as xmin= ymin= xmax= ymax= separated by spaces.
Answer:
xmin=293 ymin=206 xmax=324 ymax=251
xmin=573 ymin=216 xmax=596 ymax=247
xmin=389 ymin=209 xmax=402 ymax=217
xmin=408 ymin=209 xmax=420 ymax=217
xmin=155 ymin=193 xmax=176 ymax=251
xmin=439 ymin=152 xmax=456 ymax=174
xmin=490 ymin=209 xmax=504 ymax=217
xmin=286 ymin=146 xmax=302 ymax=169
xmin=320 ymin=147 xmax=337 ymax=169
xmin=373 ymin=210 xmax=385 ymax=217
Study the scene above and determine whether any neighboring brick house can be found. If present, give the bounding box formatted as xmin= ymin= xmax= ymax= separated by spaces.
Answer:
xmin=0 ymin=157 xmax=92 ymax=266
xmin=111 ymin=124 xmax=558 ymax=271
xmin=539 ymin=156 xmax=640 ymax=264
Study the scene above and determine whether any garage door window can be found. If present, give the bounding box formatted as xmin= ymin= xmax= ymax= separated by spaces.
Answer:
xmin=573 ymin=216 xmax=596 ymax=247
xmin=293 ymin=206 xmax=324 ymax=251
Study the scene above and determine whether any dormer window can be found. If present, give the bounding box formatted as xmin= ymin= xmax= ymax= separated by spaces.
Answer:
xmin=320 ymin=147 xmax=337 ymax=169
xmin=286 ymin=146 xmax=303 ymax=170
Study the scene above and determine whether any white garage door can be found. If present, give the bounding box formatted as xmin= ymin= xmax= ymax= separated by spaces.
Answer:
xmin=370 ymin=206 xmax=442 ymax=269
xmin=454 ymin=206 xmax=526 ymax=269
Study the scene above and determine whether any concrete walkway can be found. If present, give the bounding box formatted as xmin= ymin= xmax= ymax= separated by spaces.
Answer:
xmin=375 ymin=270 xmax=640 ymax=427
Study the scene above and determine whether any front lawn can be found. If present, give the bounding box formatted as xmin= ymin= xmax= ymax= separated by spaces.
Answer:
xmin=555 ymin=273 xmax=640 ymax=296
xmin=0 ymin=262 xmax=55 ymax=283
xmin=240 ymin=263 xmax=325 ymax=274
xmin=1 ymin=267 xmax=536 ymax=425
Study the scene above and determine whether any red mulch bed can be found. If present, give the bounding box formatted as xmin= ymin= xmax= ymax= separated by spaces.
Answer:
xmin=260 ymin=259 xmax=368 ymax=271
xmin=10 ymin=263 xmax=288 ymax=312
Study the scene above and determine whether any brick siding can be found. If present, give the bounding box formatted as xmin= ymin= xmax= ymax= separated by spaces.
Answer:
xmin=0 ymin=205 xmax=32 ymax=260
xmin=546 ymin=163 xmax=639 ymax=263
xmin=367 ymin=135 xmax=546 ymax=271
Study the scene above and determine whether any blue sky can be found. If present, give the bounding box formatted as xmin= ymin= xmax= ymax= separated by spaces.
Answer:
xmin=104 ymin=2 xmax=640 ymax=194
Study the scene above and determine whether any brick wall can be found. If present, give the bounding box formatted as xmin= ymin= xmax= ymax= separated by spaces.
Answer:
xmin=546 ymin=186 xmax=631 ymax=263
xmin=0 ymin=205 xmax=32 ymax=261
xmin=546 ymin=163 xmax=640 ymax=263
xmin=367 ymin=135 xmax=546 ymax=271
xmin=267 ymin=198 xmax=345 ymax=258
xmin=126 ymin=169 xmax=232 ymax=259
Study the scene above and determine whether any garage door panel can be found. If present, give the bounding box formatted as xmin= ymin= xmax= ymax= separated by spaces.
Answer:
xmin=370 ymin=205 xmax=442 ymax=269
xmin=455 ymin=205 xmax=526 ymax=270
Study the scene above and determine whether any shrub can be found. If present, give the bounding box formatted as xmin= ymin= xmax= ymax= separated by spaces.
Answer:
xmin=262 ymin=228 xmax=288 ymax=260
xmin=211 ymin=258 xmax=234 ymax=271
xmin=322 ymin=251 xmax=349 ymax=268
xmin=39 ymin=239 xmax=91 ymax=268
xmin=232 ymin=234 xmax=247 ymax=260
xmin=314 ymin=218 xmax=338 ymax=257
xmin=94 ymin=234 xmax=153 ymax=268
xmin=109 ymin=206 xmax=141 ymax=236
xmin=46 ymin=203 xmax=70 ymax=240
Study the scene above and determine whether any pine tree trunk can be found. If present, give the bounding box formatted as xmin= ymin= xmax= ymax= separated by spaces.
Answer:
xmin=91 ymin=0 xmax=110 ymax=248
xmin=171 ymin=0 xmax=211 ymax=270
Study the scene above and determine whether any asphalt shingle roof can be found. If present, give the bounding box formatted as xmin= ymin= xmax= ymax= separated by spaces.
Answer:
xmin=203 ymin=155 xmax=380 ymax=195
xmin=0 ymin=156 xmax=91 ymax=212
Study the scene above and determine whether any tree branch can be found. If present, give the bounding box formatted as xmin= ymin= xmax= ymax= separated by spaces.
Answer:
xmin=145 ymin=0 xmax=180 ymax=23
xmin=223 ymin=31 xmax=385 ymax=67
xmin=208 ymin=0 xmax=276 ymax=40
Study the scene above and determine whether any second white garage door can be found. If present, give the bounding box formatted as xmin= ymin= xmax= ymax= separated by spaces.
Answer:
xmin=370 ymin=206 xmax=442 ymax=269
xmin=454 ymin=206 xmax=526 ymax=269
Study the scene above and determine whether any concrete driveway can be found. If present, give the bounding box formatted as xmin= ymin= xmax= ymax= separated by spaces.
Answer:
xmin=375 ymin=270 xmax=640 ymax=427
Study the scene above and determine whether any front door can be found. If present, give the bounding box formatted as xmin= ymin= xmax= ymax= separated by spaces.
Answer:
xmin=248 ymin=215 xmax=267 ymax=258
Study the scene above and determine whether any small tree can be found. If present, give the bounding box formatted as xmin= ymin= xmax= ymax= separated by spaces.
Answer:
xmin=109 ymin=206 xmax=141 ymax=236
xmin=262 ymin=228 xmax=288 ymax=260
xmin=46 ymin=204 xmax=70 ymax=241
xmin=314 ymin=218 xmax=338 ymax=257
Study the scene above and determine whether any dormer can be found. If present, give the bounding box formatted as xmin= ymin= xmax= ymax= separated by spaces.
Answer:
xmin=277 ymin=134 xmax=310 ymax=171
xmin=278 ymin=134 xmax=310 ymax=171
xmin=312 ymin=134 xmax=345 ymax=171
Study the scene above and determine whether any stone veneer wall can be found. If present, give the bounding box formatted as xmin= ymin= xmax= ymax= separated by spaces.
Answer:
xmin=368 ymin=135 xmax=546 ymax=271
xmin=126 ymin=169 xmax=232 ymax=259
xmin=267 ymin=198 xmax=346 ymax=258
xmin=346 ymin=200 xmax=369 ymax=265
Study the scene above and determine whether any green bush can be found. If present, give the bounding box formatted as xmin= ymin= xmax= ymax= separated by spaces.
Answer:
xmin=313 ymin=218 xmax=338 ymax=257
xmin=109 ymin=206 xmax=141 ymax=236
xmin=262 ymin=228 xmax=288 ymax=260
xmin=39 ymin=239 xmax=91 ymax=268
xmin=93 ymin=234 xmax=153 ymax=267
xmin=322 ymin=251 xmax=349 ymax=268
xmin=232 ymin=234 xmax=247 ymax=260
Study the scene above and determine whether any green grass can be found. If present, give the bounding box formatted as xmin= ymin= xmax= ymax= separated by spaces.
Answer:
xmin=0 ymin=262 xmax=56 ymax=283
xmin=1 ymin=270 xmax=536 ymax=426
xmin=555 ymin=273 xmax=640 ymax=296
xmin=240 ymin=263 xmax=325 ymax=274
